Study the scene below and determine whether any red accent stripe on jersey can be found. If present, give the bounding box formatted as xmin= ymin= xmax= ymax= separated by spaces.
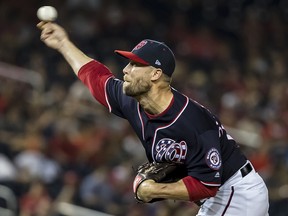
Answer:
xmin=200 ymin=181 xmax=221 ymax=187
xmin=145 ymin=96 xmax=174 ymax=119
xmin=221 ymin=186 xmax=234 ymax=216
xmin=151 ymin=96 xmax=189 ymax=161
xmin=78 ymin=60 xmax=114 ymax=110
xmin=137 ymin=103 xmax=145 ymax=141
xmin=104 ymin=77 xmax=113 ymax=112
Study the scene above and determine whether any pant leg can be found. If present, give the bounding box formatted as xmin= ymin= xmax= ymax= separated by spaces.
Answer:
xmin=196 ymin=166 xmax=269 ymax=216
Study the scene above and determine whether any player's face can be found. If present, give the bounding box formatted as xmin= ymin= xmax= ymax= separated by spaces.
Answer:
xmin=122 ymin=61 xmax=153 ymax=97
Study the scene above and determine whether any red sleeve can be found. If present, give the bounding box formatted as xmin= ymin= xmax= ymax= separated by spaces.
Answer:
xmin=78 ymin=60 xmax=114 ymax=109
xmin=182 ymin=176 xmax=218 ymax=201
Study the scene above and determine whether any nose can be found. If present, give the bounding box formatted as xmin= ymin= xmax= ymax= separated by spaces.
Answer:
xmin=123 ymin=63 xmax=130 ymax=75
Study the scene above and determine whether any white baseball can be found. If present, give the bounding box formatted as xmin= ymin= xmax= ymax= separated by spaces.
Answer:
xmin=37 ymin=6 xmax=58 ymax=22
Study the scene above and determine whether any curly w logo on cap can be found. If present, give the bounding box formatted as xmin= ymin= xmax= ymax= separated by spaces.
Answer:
xmin=133 ymin=40 xmax=148 ymax=51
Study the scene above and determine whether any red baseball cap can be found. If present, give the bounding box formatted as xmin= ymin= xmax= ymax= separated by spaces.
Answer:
xmin=115 ymin=39 xmax=176 ymax=77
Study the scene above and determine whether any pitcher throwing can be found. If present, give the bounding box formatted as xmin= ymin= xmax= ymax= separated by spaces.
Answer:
xmin=37 ymin=21 xmax=269 ymax=216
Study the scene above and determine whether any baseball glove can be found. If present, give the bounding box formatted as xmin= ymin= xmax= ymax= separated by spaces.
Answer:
xmin=133 ymin=162 xmax=187 ymax=203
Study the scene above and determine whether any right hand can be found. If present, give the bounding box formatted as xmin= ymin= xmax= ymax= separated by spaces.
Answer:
xmin=37 ymin=22 xmax=69 ymax=50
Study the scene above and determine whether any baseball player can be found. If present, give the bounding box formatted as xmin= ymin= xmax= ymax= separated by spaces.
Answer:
xmin=37 ymin=22 xmax=269 ymax=216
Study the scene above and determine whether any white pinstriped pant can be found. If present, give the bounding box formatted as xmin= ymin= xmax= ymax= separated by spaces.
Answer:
xmin=197 ymin=161 xmax=269 ymax=216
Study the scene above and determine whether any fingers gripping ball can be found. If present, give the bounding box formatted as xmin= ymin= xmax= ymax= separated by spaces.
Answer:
xmin=37 ymin=6 xmax=58 ymax=22
xmin=133 ymin=162 xmax=187 ymax=203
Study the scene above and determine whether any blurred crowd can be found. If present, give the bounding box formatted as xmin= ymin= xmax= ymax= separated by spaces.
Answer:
xmin=0 ymin=0 xmax=288 ymax=215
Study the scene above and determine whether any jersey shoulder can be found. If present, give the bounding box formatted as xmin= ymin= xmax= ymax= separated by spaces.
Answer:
xmin=173 ymin=90 xmax=219 ymax=133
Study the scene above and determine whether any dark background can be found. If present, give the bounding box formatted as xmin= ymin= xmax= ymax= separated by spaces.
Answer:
xmin=0 ymin=0 xmax=288 ymax=215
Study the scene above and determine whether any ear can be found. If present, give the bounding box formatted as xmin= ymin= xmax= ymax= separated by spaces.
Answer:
xmin=151 ymin=68 xmax=163 ymax=81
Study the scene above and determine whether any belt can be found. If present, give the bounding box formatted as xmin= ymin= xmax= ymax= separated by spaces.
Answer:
xmin=240 ymin=162 xmax=253 ymax=177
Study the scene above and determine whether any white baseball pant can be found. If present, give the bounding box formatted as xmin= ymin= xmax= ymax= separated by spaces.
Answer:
xmin=197 ymin=161 xmax=269 ymax=216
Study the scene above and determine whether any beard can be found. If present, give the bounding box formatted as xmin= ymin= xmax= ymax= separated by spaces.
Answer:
xmin=123 ymin=78 xmax=152 ymax=97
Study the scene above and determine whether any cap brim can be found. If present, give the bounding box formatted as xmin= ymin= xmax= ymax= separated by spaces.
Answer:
xmin=114 ymin=50 xmax=149 ymax=65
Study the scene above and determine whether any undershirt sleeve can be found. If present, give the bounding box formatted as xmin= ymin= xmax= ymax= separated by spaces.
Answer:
xmin=182 ymin=176 xmax=218 ymax=201
xmin=78 ymin=60 xmax=114 ymax=109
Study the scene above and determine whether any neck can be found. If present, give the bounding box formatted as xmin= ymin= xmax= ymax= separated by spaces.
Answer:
xmin=136 ymin=86 xmax=173 ymax=115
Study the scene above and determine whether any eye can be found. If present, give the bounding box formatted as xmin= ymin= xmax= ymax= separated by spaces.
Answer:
xmin=130 ymin=61 xmax=137 ymax=66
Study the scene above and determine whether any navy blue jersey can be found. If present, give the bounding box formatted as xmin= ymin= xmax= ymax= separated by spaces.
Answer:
xmin=78 ymin=60 xmax=247 ymax=187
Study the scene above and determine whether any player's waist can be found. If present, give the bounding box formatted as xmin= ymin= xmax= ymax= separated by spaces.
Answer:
xmin=221 ymin=148 xmax=248 ymax=184
xmin=221 ymin=160 xmax=254 ymax=188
